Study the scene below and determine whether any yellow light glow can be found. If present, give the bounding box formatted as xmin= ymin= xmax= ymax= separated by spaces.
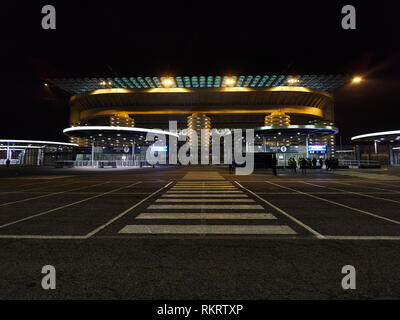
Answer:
xmin=147 ymin=88 xmax=190 ymax=93
xmin=352 ymin=76 xmax=362 ymax=84
xmin=287 ymin=78 xmax=299 ymax=84
xmin=269 ymin=86 xmax=310 ymax=92
xmin=225 ymin=77 xmax=236 ymax=86
xmin=162 ymin=77 xmax=174 ymax=87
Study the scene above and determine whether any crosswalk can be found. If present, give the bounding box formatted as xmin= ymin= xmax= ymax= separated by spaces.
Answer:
xmin=118 ymin=171 xmax=297 ymax=236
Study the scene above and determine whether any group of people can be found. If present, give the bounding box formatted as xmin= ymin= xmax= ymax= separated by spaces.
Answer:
xmin=287 ymin=157 xmax=338 ymax=173
xmin=324 ymin=157 xmax=339 ymax=171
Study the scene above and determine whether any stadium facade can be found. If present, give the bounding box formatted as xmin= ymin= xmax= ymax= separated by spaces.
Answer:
xmin=1 ymin=74 xmax=352 ymax=167
xmin=48 ymin=74 xmax=349 ymax=166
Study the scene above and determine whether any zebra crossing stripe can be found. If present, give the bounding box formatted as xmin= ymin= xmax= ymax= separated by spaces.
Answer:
xmin=147 ymin=204 xmax=264 ymax=209
xmin=155 ymin=198 xmax=255 ymax=203
xmin=119 ymin=224 xmax=296 ymax=234
xmin=136 ymin=213 xmax=277 ymax=219
xmin=162 ymin=194 xmax=248 ymax=197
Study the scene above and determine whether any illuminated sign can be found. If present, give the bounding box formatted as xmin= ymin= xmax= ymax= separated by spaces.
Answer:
xmin=308 ymin=145 xmax=327 ymax=153
xmin=150 ymin=146 xmax=168 ymax=152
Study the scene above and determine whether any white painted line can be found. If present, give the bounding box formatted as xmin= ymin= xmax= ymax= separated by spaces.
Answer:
xmin=0 ymin=181 xmax=103 ymax=207
xmin=174 ymin=185 xmax=233 ymax=187
xmin=324 ymin=236 xmax=400 ymax=240
xmin=162 ymin=194 xmax=248 ymax=198
xmin=4 ymin=180 xmax=57 ymax=189
xmin=265 ymin=181 xmax=400 ymax=226
xmin=0 ymin=235 xmax=87 ymax=239
xmin=172 ymin=186 xmax=236 ymax=188
xmin=156 ymin=198 xmax=254 ymax=203
xmin=302 ymin=181 xmax=400 ymax=205
xmin=0 ymin=182 xmax=141 ymax=229
xmin=136 ymin=213 xmax=276 ymax=219
xmin=235 ymin=181 xmax=325 ymax=239
xmin=21 ymin=175 xmax=74 ymax=180
xmin=175 ymin=183 xmax=232 ymax=185
xmin=119 ymin=224 xmax=296 ymax=234
xmin=147 ymin=204 xmax=264 ymax=209
xmin=85 ymin=181 xmax=173 ymax=238
xmin=333 ymin=181 xmax=400 ymax=194
xmin=176 ymin=182 xmax=231 ymax=184
xmin=166 ymin=191 xmax=242 ymax=194
xmin=1 ymin=180 xmax=77 ymax=194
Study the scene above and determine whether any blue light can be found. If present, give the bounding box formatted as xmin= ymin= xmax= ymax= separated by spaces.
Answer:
xmin=150 ymin=146 xmax=168 ymax=152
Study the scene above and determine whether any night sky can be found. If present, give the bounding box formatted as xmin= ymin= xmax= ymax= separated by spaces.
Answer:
xmin=1 ymin=1 xmax=399 ymax=144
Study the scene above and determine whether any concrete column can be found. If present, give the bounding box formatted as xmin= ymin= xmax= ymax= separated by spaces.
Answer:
xmin=132 ymin=137 xmax=136 ymax=165
xmin=306 ymin=135 xmax=309 ymax=158
xmin=262 ymin=136 xmax=266 ymax=152
xmin=91 ymin=141 xmax=95 ymax=167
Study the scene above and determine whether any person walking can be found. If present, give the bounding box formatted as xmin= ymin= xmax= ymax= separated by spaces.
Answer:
xmin=325 ymin=158 xmax=331 ymax=171
xmin=312 ymin=158 xmax=317 ymax=169
xmin=319 ymin=157 xmax=323 ymax=169
xmin=300 ymin=158 xmax=307 ymax=174
xmin=272 ymin=154 xmax=277 ymax=176
xmin=6 ymin=159 xmax=10 ymax=168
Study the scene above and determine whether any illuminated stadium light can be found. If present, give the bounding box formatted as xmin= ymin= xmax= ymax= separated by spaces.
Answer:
xmin=287 ymin=78 xmax=300 ymax=85
xmin=351 ymin=130 xmax=400 ymax=140
xmin=63 ymin=126 xmax=179 ymax=138
xmin=162 ymin=77 xmax=174 ymax=88
xmin=225 ymin=77 xmax=236 ymax=86
xmin=352 ymin=76 xmax=362 ymax=84
xmin=0 ymin=139 xmax=78 ymax=147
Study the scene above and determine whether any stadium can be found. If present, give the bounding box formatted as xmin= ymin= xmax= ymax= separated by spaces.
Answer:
xmin=2 ymin=74 xmax=351 ymax=167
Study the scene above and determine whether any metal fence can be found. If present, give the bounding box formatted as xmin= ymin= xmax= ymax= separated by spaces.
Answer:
xmin=54 ymin=160 xmax=159 ymax=168
xmin=338 ymin=159 xmax=381 ymax=168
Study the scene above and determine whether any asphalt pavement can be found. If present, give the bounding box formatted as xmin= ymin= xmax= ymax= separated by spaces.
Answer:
xmin=0 ymin=165 xmax=399 ymax=299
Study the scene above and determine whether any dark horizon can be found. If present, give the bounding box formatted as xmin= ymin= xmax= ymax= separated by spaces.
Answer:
xmin=1 ymin=1 xmax=399 ymax=144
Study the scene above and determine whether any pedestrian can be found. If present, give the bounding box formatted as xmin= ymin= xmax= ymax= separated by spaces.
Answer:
xmin=312 ymin=158 xmax=317 ymax=169
xmin=300 ymin=158 xmax=307 ymax=174
xmin=272 ymin=154 xmax=277 ymax=176
xmin=6 ymin=159 xmax=10 ymax=168
xmin=325 ymin=158 xmax=332 ymax=171
xmin=319 ymin=157 xmax=323 ymax=168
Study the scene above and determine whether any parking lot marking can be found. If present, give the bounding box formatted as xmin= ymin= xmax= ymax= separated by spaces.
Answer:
xmin=119 ymin=224 xmax=296 ymax=235
xmin=85 ymin=181 xmax=173 ymax=238
xmin=302 ymin=181 xmax=400 ymax=205
xmin=155 ymin=198 xmax=254 ymax=203
xmin=334 ymin=181 xmax=400 ymax=193
xmin=236 ymin=181 xmax=325 ymax=239
xmin=166 ymin=190 xmax=242 ymax=193
xmin=324 ymin=236 xmax=400 ymax=240
xmin=0 ymin=181 xmax=104 ymax=207
xmin=147 ymin=204 xmax=264 ymax=209
xmin=0 ymin=181 xmax=141 ymax=229
xmin=266 ymin=181 xmax=400 ymax=226
xmin=156 ymin=197 xmax=254 ymax=203
xmin=162 ymin=194 xmax=248 ymax=197
xmin=136 ymin=213 xmax=277 ymax=219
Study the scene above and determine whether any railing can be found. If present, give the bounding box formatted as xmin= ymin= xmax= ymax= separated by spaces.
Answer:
xmin=0 ymin=159 xmax=21 ymax=165
xmin=54 ymin=160 xmax=158 ymax=168
xmin=338 ymin=159 xmax=381 ymax=168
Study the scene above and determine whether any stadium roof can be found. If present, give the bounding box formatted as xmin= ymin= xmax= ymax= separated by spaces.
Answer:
xmin=47 ymin=74 xmax=351 ymax=95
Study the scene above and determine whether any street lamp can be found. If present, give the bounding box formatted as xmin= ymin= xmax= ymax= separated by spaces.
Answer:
xmin=162 ymin=77 xmax=173 ymax=87
xmin=225 ymin=77 xmax=236 ymax=86
xmin=287 ymin=78 xmax=299 ymax=85
xmin=352 ymin=76 xmax=362 ymax=84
